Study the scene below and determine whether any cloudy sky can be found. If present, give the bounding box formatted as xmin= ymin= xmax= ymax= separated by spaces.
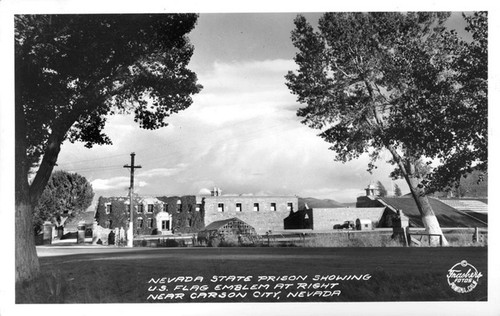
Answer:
xmin=52 ymin=12 xmax=471 ymax=202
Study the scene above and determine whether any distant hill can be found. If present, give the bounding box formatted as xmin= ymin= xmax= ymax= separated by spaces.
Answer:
xmin=430 ymin=170 xmax=488 ymax=198
xmin=298 ymin=197 xmax=346 ymax=210
xmin=342 ymin=202 xmax=358 ymax=208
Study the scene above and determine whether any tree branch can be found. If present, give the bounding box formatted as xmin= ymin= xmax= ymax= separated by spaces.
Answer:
xmin=28 ymin=109 xmax=83 ymax=206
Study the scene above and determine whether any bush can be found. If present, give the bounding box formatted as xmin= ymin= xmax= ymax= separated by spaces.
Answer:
xmin=208 ymin=237 xmax=221 ymax=247
xmin=301 ymin=232 xmax=402 ymax=247
xmin=445 ymin=231 xmax=487 ymax=247
xmin=164 ymin=239 xmax=179 ymax=247
xmin=219 ymin=236 xmax=240 ymax=247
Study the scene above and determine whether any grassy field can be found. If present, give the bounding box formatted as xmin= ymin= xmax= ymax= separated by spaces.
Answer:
xmin=16 ymin=246 xmax=487 ymax=303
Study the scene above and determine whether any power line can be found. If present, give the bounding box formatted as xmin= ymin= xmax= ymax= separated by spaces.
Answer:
xmin=54 ymin=165 xmax=123 ymax=173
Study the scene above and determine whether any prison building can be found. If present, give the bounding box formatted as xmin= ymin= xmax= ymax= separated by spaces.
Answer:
xmin=202 ymin=194 xmax=298 ymax=234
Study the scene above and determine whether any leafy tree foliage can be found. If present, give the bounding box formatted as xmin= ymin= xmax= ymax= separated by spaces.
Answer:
xmin=376 ymin=181 xmax=387 ymax=197
xmin=15 ymin=14 xmax=202 ymax=282
xmin=33 ymin=171 xmax=94 ymax=235
xmin=394 ymin=183 xmax=402 ymax=197
xmin=428 ymin=12 xmax=487 ymax=192
xmin=286 ymin=12 xmax=487 ymax=243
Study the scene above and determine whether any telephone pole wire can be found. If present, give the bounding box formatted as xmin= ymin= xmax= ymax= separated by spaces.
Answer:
xmin=124 ymin=152 xmax=141 ymax=247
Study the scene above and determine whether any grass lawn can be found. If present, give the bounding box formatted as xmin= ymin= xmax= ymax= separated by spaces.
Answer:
xmin=16 ymin=246 xmax=487 ymax=303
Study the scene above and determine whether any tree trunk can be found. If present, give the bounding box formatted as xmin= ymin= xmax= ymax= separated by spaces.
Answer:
xmin=29 ymin=130 xmax=66 ymax=205
xmin=16 ymin=136 xmax=63 ymax=283
xmin=16 ymin=128 xmax=75 ymax=284
xmin=409 ymin=183 xmax=449 ymax=246
xmin=15 ymin=129 xmax=40 ymax=282
xmin=16 ymin=95 xmax=41 ymax=283
xmin=15 ymin=200 xmax=40 ymax=283
xmin=387 ymin=146 xmax=448 ymax=246
xmin=16 ymin=109 xmax=73 ymax=283
xmin=15 ymin=165 xmax=41 ymax=283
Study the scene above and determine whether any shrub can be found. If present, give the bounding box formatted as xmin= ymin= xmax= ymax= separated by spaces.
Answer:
xmin=445 ymin=231 xmax=487 ymax=247
xmin=208 ymin=237 xmax=221 ymax=247
xmin=164 ymin=239 xmax=179 ymax=247
xmin=301 ymin=232 xmax=402 ymax=247
xmin=219 ymin=235 xmax=239 ymax=247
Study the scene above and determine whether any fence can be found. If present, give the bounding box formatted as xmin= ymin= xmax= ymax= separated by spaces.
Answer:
xmin=117 ymin=227 xmax=488 ymax=248
xmin=133 ymin=234 xmax=197 ymax=247
xmin=406 ymin=227 xmax=487 ymax=247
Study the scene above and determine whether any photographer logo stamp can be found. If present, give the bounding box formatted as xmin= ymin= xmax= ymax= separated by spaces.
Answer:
xmin=447 ymin=260 xmax=483 ymax=293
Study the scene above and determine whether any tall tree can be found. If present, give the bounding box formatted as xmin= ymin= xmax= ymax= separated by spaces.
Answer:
xmin=376 ymin=181 xmax=387 ymax=197
xmin=33 ymin=171 xmax=94 ymax=237
xmin=15 ymin=14 xmax=202 ymax=283
xmin=286 ymin=12 xmax=487 ymax=245
xmin=394 ymin=183 xmax=402 ymax=197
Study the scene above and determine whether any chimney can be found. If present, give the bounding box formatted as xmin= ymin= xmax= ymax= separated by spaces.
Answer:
xmin=211 ymin=187 xmax=222 ymax=196
xmin=365 ymin=183 xmax=376 ymax=197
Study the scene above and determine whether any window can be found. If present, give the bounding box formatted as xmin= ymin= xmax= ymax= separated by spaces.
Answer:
xmin=138 ymin=204 xmax=144 ymax=213
xmin=161 ymin=220 xmax=170 ymax=230
xmin=195 ymin=204 xmax=201 ymax=212
xmin=163 ymin=203 xmax=168 ymax=212
xmin=218 ymin=203 xmax=224 ymax=212
xmin=254 ymin=203 xmax=259 ymax=212
xmin=105 ymin=220 xmax=112 ymax=229
xmin=148 ymin=218 xmax=154 ymax=228
xmin=147 ymin=204 xmax=154 ymax=213
xmin=137 ymin=218 xmax=144 ymax=228
xmin=236 ymin=203 xmax=242 ymax=212
xmin=105 ymin=204 xmax=112 ymax=214
xmin=270 ymin=203 xmax=276 ymax=211
xmin=287 ymin=203 xmax=293 ymax=212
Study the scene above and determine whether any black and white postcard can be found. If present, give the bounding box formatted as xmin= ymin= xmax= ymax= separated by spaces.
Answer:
xmin=1 ymin=1 xmax=498 ymax=315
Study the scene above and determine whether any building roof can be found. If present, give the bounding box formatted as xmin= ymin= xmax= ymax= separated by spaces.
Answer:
xmin=465 ymin=211 xmax=487 ymax=223
xmin=438 ymin=199 xmax=488 ymax=212
xmin=377 ymin=197 xmax=487 ymax=228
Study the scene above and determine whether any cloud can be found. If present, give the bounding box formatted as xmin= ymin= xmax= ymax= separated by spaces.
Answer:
xmin=91 ymin=177 xmax=129 ymax=191
xmin=198 ymin=188 xmax=212 ymax=195
xmin=91 ymin=176 xmax=148 ymax=192
xmin=138 ymin=165 xmax=187 ymax=178
xmin=56 ymin=58 xmax=399 ymax=203
xmin=182 ymin=59 xmax=298 ymax=126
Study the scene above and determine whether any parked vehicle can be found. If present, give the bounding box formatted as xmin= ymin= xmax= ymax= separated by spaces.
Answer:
xmin=333 ymin=221 xmax=355 ymax=230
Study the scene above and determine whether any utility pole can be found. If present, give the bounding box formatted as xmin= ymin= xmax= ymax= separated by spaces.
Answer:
xmin=124 ymin=152 xmax=141 ymax=247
